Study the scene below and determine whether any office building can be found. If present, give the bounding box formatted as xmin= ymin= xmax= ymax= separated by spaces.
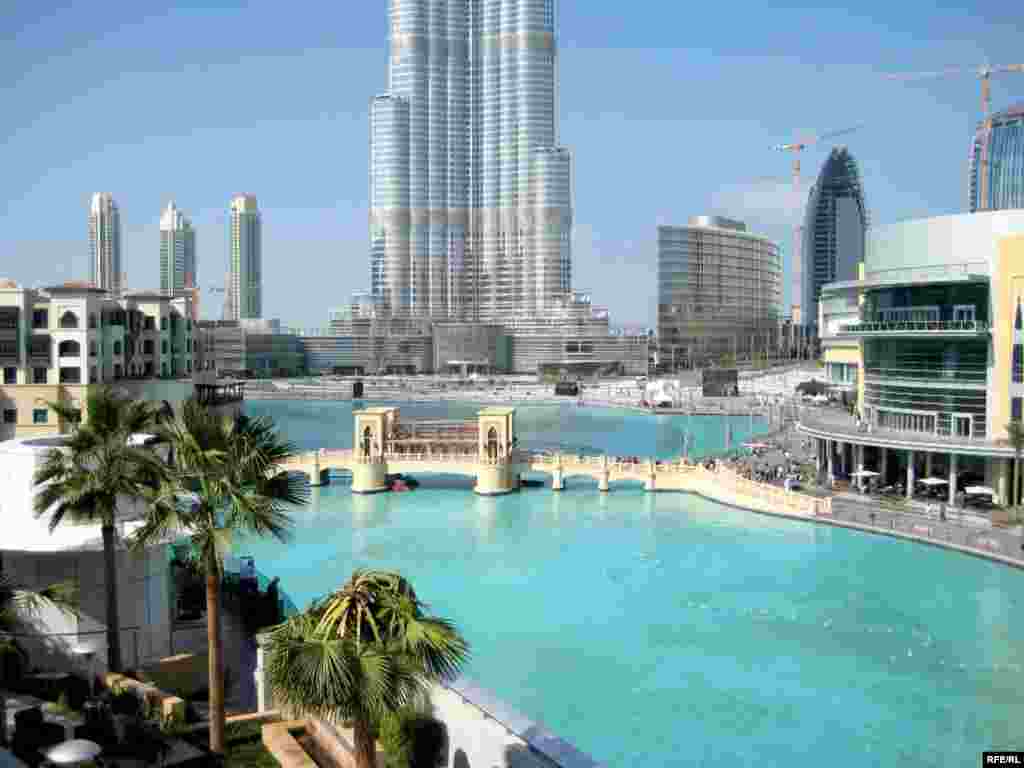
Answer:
xmin=89 ymin=193 xmax=122 ymax=293
xmin=229 ymin=195 xmax=262 ymax=320
xmin=159 ymin=201 xmax=196 ymax=298
xmin=370 ymin=1 xmax=573 ymax=321
xmin=800 ymin=147 xmax=868 ymax=332
xmin=657 ymin=217 xmax=783 ymax=370
xmin=195 ymin=319 xmax=303 ymax=378
xmin=969 ymin=103 xmax=1024 ymax=212
xmin=801 ymin=210 xmax=1024 ymax=510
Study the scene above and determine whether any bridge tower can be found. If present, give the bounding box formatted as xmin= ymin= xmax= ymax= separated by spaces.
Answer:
xmin=351 ymin=407 xmax=397 ymax=493
xmin=474 ymin=407 xmax=518 ymax=496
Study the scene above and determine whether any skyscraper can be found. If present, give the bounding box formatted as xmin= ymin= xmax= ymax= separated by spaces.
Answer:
xmin=969 ymin=103 xmax=1024 ymax=212
xmin=229 ymin=194 xmax=261 ymax=320
xmin=160 ymin=201 xmax=196 ymax=298
xmin=370 ymin=0 xmax=573 ymax=321
xmin=801 ymin=147 xmax=868 ymax=329
xmin=89 ymin=193 xmax=122 ymax=293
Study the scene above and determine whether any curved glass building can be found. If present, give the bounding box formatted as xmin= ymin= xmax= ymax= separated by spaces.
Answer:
xmin=371 ymin=0 xmax=572 ymax=321
xmin=969 ymin=103 xmax=1024 ymax=213
xmin=800 ymin=147 xmax=868 ymax=331
xmin=657 ymin=216 xmax=782 ymax=369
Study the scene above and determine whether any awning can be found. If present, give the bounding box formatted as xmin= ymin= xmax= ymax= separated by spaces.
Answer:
xmin=919 ymin=477 xmax=948 ymax=486
xmin=965 ymin=486 xmax=995 ymax=496
xmin=851 ymin=469 xmax=880 ymax=478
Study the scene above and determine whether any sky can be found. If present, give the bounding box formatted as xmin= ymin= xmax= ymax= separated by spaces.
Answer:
xmin=1 ymin=1 xmax=1022 ymax=330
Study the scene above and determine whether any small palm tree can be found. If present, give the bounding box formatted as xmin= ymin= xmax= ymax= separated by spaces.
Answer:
xmin=0 ymin=558 xmax=78 ymax=746
xmin=33 ymin=388 xmax=167 ymax=674
xmin=130 ymin=400 xmax=307 ymax=755
xmin=1007 ymin=420 xmax=1024 ymax=510
xmin=264 ymin=570 xmax=470 ymax=768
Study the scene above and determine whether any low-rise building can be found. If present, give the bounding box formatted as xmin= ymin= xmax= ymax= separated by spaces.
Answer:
xmin=0 ymin=281 xmax=199 ymax=440
xmin=195 ymin=319 xmax=305 ymax=378
xmin=799 ymin=210 xmax=1024 ymax=506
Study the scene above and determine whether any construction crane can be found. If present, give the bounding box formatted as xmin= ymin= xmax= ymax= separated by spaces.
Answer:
xmin=886 ymin=64 xmax=1024 ymax=119
xmin=771 ymin=124 xmax=862 ymax=337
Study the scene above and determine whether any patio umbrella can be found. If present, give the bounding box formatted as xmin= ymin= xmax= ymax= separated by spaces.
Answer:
xmin=850 ymin=469 xmax=880 ymax=478
xmin=919 ymin=477 xmax=948 ymax=486
xmin=965 ymin=486 xmax=995 ymax=496
xmin=796 ymin=379 xmax=827 ymax=396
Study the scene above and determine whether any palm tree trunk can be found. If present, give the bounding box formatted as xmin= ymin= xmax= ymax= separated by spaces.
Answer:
xmin=101 ymin=524 xmax=122 ymax=674
xmin=353 ymin=715 xmax=378 ymax=768
xmin=206 ymin=568 xmax=225 ymax=755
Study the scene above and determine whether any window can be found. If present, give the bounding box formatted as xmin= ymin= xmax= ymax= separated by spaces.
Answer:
xmin=1015 ymin=344 xmax=1023 ymax=384
xmin=144 ymin=316 xmax=155 ymax=331
xmin=144 ymin=340 xmax=154 ymax=355
xmin=1017 ymin=301 xmax=1023 ymax=331
xmin=89 ymin=341 xmax=97 ymax=357
xmin=33 ymin=367 xmax=47 ymax=384
xmin=112 ymin=341 xmax=122 ymax=355
xmin=162 ymin=341 xmax=168 ymax=354
xmin=114 ymin=364 xmax=122 ymax=379
xmin=59 ymin=367 xmax=81 ymax=384
xmin=88 ymin=313 xmax=97 ymax=329
xmin=89 ymin=366 xmax=97 ymax=383
xmin=58 ymin=311 xmax=79 ymax=329
xmin=32 ymin=408 xmax=47 ymax=424
xmin=3 ymin=367 xmax=15 ymax=385
xmin=58 ymin=340 xmax=80 ymax=358
xmin=161 ymin=317 xmax=167 ymax=331
xmin=2 ymin=409 xmax=15 ymax=424
xmin=1013 ymin=397 xmax=1023 ymax=422
xmin=32 ymin=309 xmax=48 ymax=329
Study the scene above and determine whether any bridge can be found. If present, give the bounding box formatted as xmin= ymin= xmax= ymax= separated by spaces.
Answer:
xmin=279 ymin=406 xmax=831 ymax=517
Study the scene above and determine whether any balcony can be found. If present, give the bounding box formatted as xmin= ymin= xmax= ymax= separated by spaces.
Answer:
xmin=798 ymin=405 xmax=1010 ymax=458
xmin=838 ymin=320 xmax=989 ymax=338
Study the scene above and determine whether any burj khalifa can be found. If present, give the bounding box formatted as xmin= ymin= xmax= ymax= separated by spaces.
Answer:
xmin=370 ymin=0 xmax=573 ymax=322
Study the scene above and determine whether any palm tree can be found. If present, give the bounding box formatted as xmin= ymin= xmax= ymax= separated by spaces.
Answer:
xmin=1007 ymin=420 xmax=1024 ymax=511
xmin=0 ymin=557 xmax=78 ymax=745
xmin=33 ymin=388 xmax=167 ymax=674
xmin=129 ymin=400 xmax=307 ymax=755
xmin=263 ymin=570 xmax=470 ymax=768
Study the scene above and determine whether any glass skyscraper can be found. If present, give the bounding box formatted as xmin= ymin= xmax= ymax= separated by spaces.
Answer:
xmin=89 ymin=192 xmax=122 ymax=293
xmin=370 ymin=0 xmax=573 ymax=321
xmin=229 ymin=195 xmax=262 ymax=320
xmin=159 ymin=201 xmax=196 ymax=299
xmin=801 ymin=147 xmax=868 ymax=330
xmin=969 ymin=103 xmax=1024 ymax=213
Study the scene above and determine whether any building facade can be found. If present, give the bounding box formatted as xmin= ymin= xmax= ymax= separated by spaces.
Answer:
xmin=657 ymin=217 xmax=783 ymax=370
xmin=196 ymin=319 xmax=303 ymax=377
xmin=800 ymin=147 xmax=868 ymax=332
xmin=89 ymin=193 xmax=122 ymax=294
xmin=159 ymin=201 xmax=196 ymax=298
xmin=370 ymin=0 xmax=573 ymax=322
xmin=969 ymin=103 xmax=1024 ymax=213
xmin=799 ymin=210 xmax=1024 ymax=507
xmin=229 ymin=195 xmax=262 ymax=320
xmin=0 ymin=282 xmax=198 ymax=440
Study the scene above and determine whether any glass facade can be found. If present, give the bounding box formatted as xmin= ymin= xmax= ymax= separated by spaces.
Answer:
xmin=657 ymin=218 xmax=782 ymax=365
xmin=159 ymin=202 xmax=196 ymax=299
xmin=372 ymin=0 xmax=572 ymax=321
xmin=229 ymin=195 xmax=262 ymax=320
xmin=89 ymin=193 xmax=121 ymax=294
xmin=969 ymin=103 xmax=1024 ymax=212
xmin=801 ymin=148 xmax=867 ymax=328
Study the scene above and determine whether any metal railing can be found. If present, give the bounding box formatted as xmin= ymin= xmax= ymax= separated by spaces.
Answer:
xmin=839 ymin=319 xmax=989 ymax=335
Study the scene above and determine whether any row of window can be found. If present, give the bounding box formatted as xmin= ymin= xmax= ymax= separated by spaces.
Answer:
xmin=26 ymin=309 xmax=189 ymax=332
xmin=2 ymin=408 xmax=49 ymax=425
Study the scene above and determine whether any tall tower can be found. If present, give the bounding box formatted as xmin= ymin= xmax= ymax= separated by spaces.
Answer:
xmin=801 ymin=147 xmax=868 ymax=329
xmin=969 ymin=104 xmax=1024 ymax=212
xmin=89 ymin=193 xmax=122 ymax=293
xmin=229 ymin=194 xmax=261 ymax=320
xmin=159 ymin=201 xmax=196 ymax=298
xmin=371 ymin=0 xmax=572 ymax=322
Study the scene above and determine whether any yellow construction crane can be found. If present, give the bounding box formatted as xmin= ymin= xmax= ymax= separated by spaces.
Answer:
xmin=886 ymin=64 xmax=1024 ymax=119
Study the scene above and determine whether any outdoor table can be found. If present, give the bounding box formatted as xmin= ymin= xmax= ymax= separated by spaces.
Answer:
xmin=40 ymin=738 xmax=102 ymax=766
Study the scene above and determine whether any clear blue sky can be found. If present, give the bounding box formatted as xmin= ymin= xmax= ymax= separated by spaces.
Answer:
xmin=1 ymin=1 xmax=1021 ymax=329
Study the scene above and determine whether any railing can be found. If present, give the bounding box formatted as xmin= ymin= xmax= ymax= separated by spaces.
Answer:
xmin=838 ymin=320 xmax=989 ymax=335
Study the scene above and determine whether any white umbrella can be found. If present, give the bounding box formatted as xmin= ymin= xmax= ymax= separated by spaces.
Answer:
xmin=42 ymin=740 xmax=102 ymax=765
xmin=850 ymin=469 xmax=880 ymax=478
xmin=965 ymin=486 xmax=995 ymax=496
xmin=919 ymin=477 xmax=948 ymax=486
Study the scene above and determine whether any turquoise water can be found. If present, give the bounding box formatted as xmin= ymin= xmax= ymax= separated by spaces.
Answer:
xmin=241 ymin=401 xmax=1024 ymax=767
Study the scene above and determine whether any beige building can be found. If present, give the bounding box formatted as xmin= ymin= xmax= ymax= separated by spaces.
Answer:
xmin=0 ymin=281 xmax=199 ymax=440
